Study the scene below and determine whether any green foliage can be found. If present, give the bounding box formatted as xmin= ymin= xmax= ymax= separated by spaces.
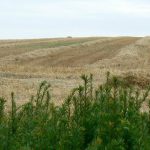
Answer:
xmin=1 ymin=73 xmax=150 ymax=149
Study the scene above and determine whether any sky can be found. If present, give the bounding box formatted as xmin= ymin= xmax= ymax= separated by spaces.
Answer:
xmin=0 ymin=0 xmax=150 ymax=39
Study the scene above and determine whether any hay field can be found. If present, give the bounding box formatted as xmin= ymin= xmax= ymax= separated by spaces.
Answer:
xmin=0 ymin=36 xmax=150 ymax=107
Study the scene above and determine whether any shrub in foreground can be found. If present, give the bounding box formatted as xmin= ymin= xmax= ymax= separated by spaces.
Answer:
xmin=1 ymin=73 xmax=150 ymax=149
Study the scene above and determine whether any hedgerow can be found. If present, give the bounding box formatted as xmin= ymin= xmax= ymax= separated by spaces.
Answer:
xmin=1 ymin=73 xmax=150 ymax=150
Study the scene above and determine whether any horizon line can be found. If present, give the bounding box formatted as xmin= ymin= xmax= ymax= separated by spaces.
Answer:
xmin=0 ymin=35 xmax=148 ymax=40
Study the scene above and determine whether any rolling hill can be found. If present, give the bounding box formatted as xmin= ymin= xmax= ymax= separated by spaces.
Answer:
xmin=0 ymin=36 xmax=150 ymax=107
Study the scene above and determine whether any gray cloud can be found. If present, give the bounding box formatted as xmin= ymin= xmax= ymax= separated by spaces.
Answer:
xmin=0 ymin=0 xmax=150 ymax=39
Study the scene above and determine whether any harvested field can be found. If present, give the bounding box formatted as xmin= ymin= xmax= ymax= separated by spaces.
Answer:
xmin=0 ymin=36 xmax=150 ymax=107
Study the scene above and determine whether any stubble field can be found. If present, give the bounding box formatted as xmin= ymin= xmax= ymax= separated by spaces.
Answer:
xmin=0 ymin=36 xmax=150 ymax=108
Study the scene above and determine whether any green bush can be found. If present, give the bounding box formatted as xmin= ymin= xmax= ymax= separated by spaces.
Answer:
xmin=1 ymin=73 xmax=150 ymax=150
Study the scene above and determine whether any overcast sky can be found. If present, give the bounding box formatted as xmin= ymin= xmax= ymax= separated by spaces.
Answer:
xmin=0 ymin=0 xmax=150 ymax=39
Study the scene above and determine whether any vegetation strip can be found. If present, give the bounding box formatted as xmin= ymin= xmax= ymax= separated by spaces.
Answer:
xmin=1 ymin=73 xmax=150 ymax=149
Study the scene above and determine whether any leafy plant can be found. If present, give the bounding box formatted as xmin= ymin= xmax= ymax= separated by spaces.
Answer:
xmin=0 ymin=73 xmax=150 ymax=149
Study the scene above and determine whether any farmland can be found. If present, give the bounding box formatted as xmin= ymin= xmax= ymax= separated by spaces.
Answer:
xmin=1 ymin=36 xmax=150 ymax=149
xmin=0 ymin=36 xmax=150 ymax=107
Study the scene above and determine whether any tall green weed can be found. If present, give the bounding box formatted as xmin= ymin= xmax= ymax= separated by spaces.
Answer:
xmin=1 ymin=73 xmax=150 ymax=149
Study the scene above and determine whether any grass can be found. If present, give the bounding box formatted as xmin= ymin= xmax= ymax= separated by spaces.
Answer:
xmin=0 ymin=38 xmax=97 ymax=57
xmin=0 ymin=37 xmax=145 ymax=105
xmin=1 ymin=72 xmax=150 ymax=149
xmin=11 ymin=38 xmax=96 ymax=51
